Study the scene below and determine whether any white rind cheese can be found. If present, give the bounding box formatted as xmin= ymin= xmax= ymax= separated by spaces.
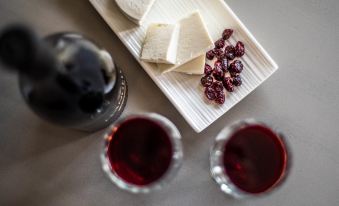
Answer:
xmin=115 ymin=0 xmax=156 ymax=25
xmin=141 ymin=23 xmax=180 ymax=64
xmin=173 ymin=55 xmax=205 ymax=75
xmin=159 ymin=11 xmax=214 ymax=73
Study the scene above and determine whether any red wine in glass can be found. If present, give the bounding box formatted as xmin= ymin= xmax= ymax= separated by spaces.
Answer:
xmin=101 ymin=113 xmax=183 ymax=193
xmin=210 ymin=119 xmax=290 ymax=198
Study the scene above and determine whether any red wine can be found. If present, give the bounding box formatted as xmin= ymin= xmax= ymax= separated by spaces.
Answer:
xmin=107 ymin=117 xmax=173 ymax=186
xmin=223 ymin=125 xmax=287 ymax=194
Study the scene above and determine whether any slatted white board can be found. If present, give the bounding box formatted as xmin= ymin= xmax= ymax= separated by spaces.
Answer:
xmin=89 ymin=0 xmax=278 ymax=132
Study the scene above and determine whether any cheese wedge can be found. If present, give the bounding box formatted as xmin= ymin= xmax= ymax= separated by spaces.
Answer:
xmin=141 ymin=23 xmax=180 ymax=64
xmin=115 ymin=0 xmax=156 ymax=25
xmin=173 ymin=55 xmax=205 ymax=75
xmin=158 ymin=11 xmax=214 ymax=73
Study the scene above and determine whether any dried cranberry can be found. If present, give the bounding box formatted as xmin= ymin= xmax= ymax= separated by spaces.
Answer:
xmin=222 ymin=29 xmax=233 ymax=40
xmin=220 ymin=57 xmax=228 ymax=72
xmin=201 ymin=75 xmax=213 ymax=87
xmin=230 ymin=72 xmax=239 ymax=77
xmin=213 ymin=48 xmax=224 ymax=59
xmin=224 ymin=45 xmax=236 ymax=60
xmin=235 ymin=41 xmax=245 ymax=57
xmin=225 ymin=84 xmax=234 ymax=92
xmin=205 ymin=87 xmax=217 ymax=100
xmin=215 ymin=91 xmax=225 ymax=104
xmin=213 ymin=66 xmax=224 ymax=81
xmin=204 ymin=64 xmax=213 ymax=75
xmin=215 ymin=60 xmax=222 ymax=69
xmin=223 ymin=76 xmax=233 ymax=85
xmin=229 ymin=60 xmax=243 ymax=73
xmin=206 ymin=50 xmax=215 ymax=60
xmin=212 ymin=81 xmax=224 ymax=92
xmin=215 ymin=39 xmax=225 ymax=49
xmin=223 ymin=77 xmax=234 ymax=92
xmin=232 ymin=76 xmax=242 ymax=86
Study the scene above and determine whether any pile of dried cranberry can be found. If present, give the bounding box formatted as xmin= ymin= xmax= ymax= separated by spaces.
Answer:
xmin=201 ymin=29 xmax=245 ymax=105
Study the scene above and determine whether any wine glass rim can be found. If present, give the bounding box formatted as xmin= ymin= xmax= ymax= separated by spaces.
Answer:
xmin=210 ymin=118 xmax=292 ymax=199
xmin=101 ymin=113 xmax=183 ymax=194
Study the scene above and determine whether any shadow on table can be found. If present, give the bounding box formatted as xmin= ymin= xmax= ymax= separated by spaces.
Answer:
xmin=0 ymin=113 xmax=91 ymax=167
xmin=52 ymin=0 xmax=117 ymax=39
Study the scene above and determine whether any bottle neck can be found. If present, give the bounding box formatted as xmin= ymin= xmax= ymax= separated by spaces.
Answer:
xmin=0 ymin=25 xmax=55 ymax=80
xmin=0 ymin=26 xmax=108 ymax=115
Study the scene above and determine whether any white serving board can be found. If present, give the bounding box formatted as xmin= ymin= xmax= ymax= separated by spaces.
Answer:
xmin=89 ymin=0 xmax=278 ymax=133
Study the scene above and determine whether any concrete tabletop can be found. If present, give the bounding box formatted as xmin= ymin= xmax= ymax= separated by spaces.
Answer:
xmin=0 ymin=0 xmax=338 ymax=205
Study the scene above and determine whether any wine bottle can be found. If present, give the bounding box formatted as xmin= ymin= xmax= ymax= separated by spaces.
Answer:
xmin=0 ymin=25 xmax=128 ymax=132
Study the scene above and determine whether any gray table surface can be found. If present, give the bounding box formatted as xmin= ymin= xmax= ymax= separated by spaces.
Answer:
xmin=1 ymin=0 xmax=339 ymax=205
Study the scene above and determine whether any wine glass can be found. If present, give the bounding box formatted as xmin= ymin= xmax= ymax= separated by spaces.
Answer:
xmin=101 ymin=113 xmax=183 ymax=193
xmin=210 ymin=119 xmax=291 ymax=198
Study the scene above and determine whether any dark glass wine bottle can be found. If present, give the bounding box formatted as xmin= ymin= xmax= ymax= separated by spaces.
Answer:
xmin=0 ymin=25 xmax=128 ymax=132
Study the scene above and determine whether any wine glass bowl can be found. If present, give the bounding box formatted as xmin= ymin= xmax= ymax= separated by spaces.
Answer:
xmin=101 ymin=113 xmax=183 ymax=193
xmin=210 ymin=119 xmax=291 ymax=198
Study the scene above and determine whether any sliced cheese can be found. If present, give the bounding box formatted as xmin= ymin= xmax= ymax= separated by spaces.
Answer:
xmin=158 ymin=11 xmax=214 ymax=73
xmin=115 ymin=0 xmax=156 ymax=25
xmin=173 ymin=55 xmax=205 ymax=75
xmin=141 ymin=23 xmax=180 ymax=64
